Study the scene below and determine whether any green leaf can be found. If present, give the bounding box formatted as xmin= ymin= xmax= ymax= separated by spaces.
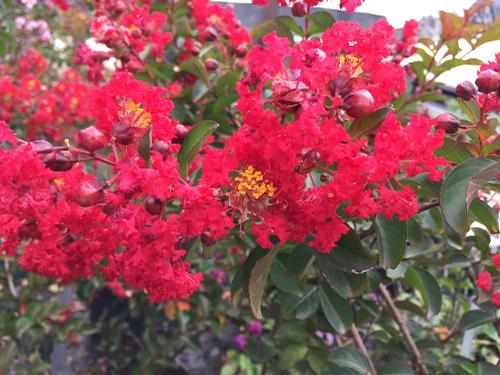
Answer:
xmin=407 ymin=219 xmax=422 ymax=246
xmin=308 ymin=347 xmax=330 ymax=375
xmin=440 ymin=158 xmax=499 ymax=233
xmin=309 ymin=11 xmax=335 ymax=36
xmin=459 ymin=309 xmax=495 ymax=332
xmin=320 ymin=264 xmax=368 ymax=299
xmin=294 ymin=288 xmax=320 ymax=320
xmin=378 ymin=361 xmax=413 ymax=374
xmin=319 ymin=286 xmax=353 ymax=334
xmin=0 ymin=31 xmax=15 ymax=57
xmin=270 ymin=261 xmax=302 ymax=295
xmin=275 ymin=16 xmax=304 ymax=37
xmin=348 ymin=107 xmax=391 ymax=140
xmin=405 ymin=266 xmax=442 ymax=316
xmin=192 ymin=79 xmax=209 ymax=102
xmin=0 ymin=339 xmax=17 ymax=374
xmin=468 ymin=198 xmax=499 ymax=234
xmin=278 ymin=343 xmax=308 ymax=369
xmin=458 ymin=99 xmax=480 ymax=124
xmin=435 ymin=138 xmax=472 ymax=164
xmin=248 ymin=247 xmax=279 ymax=319
xmin=177 ymin=120 xmax=218 ymax=179
xmin=376 ymin=215 xmax=408 ymax=269
xmin=245 ymin=337 xmax=277 ymax=363
xmin=329 ymin=347 xmax=370 ymax=374
xmin=478 ymin=362 xmax=500 ymax=375
xmin=318 ymin=228 xmax=377 ymax=274
xmin=138 ymin=128 xmax=151 ymax=165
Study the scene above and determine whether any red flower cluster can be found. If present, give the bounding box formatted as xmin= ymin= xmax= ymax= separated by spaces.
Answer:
xmin=74 ymin=1 xmax=172 ymax=82
xmin=0 ymin=49 xmax=92 ymax=141
xmin=251 ymin=0 xmax=364 ymax=13
xmin=200 ymin=24 xmax=446 ymax=251
xmin=476 ymin=256 xmax=500 ymax=307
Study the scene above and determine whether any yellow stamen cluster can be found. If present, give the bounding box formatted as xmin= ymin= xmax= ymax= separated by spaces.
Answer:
xmin=339 ymin=54 xmax=363 ymax=76
xmin=234 ymin=165 xmax=276 ymax=200
xmin=123 ymin=100 xmax=152 ymax=129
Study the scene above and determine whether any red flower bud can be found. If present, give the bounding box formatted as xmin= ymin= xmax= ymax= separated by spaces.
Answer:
xmin=191 ymin=41 xmax=202 ymax=56
xmin=78 ymin=126 xmax=107 ymax=152
xmin=320 ymin=173 xmax=330 ymax=183
xmin=455 ymin=81 xmax=477 ymax=101
xmin=176 ymin=237 xmax=190 ymax=250
xmin=144 ymin=196 xmax=164 ymax=216
xmin=151 ymin=140 xmax=170 ymax=158
xmin=201 ymin=230 xmax=216 ymax=247
xmin=435 ymin=112 xmax=460 ymax=134
xmin=75 ymin=181 xmax=104 ymax=207
xmin=30 ymin=139 xmax=53 ymax=154
xmin=234 ymin=44 xmax=247 ymax=58
xmin=328 ymin=70 xmax=352 ymax=97
xmin=42 ymin=150 xmax=75 ymax=171
xmin=343 ymin=89 xmax=375 ymax=118
xmin=111 ymin=122 xmax=133 ymax=145
xmin=204 ymin=58 xmax=218 ymax=72
xmin=173 ymin=124 xmax=190 ymax=144
xmin=201 ymin=26 xmax=218 ymax=42
xmin=295 ymin=148 xmax=320 ymax=174
xmin=272 ymin=79 xmax=307 ymax=114
xmin=291 ymin=2 xmax=308 ymax=17
xmin=475 ymin=69 xmax=500 ymax=93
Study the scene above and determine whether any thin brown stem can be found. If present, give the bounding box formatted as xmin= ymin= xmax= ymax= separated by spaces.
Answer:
xmin=351 ymin=323 xmax=377 ymax=375
xmin=378 ymin=283 xmax=429 ymax=375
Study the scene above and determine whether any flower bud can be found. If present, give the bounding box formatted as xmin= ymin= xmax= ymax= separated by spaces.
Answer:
xmin=435 ymin=112 xmax=460 ymax=134
xmin=328 ymin=70 xmax=351 ymax=97
xmin=144 ymin=196 xmax=164 ymax=216
xmin=475 ymin=69 xmax=500 ymax=93
xmin=111 ymin=122 xmax=133 ymax=145
xmin=18 ymin=220 xmax=41 ymax=240
xmin=176 ymin=237 xmax=190 ymax=250
xmin=30 ymin=139 xmax=53 ymax=154
xmin=173 ymin=124 xmax=190 ymax=143
xmin=201 ymin=26 xmax=218 ymax=42
xmin=78 ymin=126 xmax=107 ymax=152
xmin=151 ymin=140 xmax=170 ymax=157
xmin=234 ymin=44 xmax=247 ymax=58
xmin=295 ymin=148 xmax=320 ymax=174
xmin=75 ymin=181 xmax=104 ymax=207
xmin=343 ymin=89 xmax=375 ymax=118
xmin=42 ymin=151 xmax=75 ymax=171
xmin=272 ymin=79 xmax=307 ymax=114
xmin=455 ymin=80 xmax=477 ymax=101
xmin=59 ymin=232 xmax=77 ymax=247
xmin=204 ymin=58 xmax=218 ymax=72
xmin=201 ymin=230 xmax=216 ymax=247
xmin=291 ymin=2 xmax=307 ymax=17
xmin=320 ymin=173 xmax=330 ymax=183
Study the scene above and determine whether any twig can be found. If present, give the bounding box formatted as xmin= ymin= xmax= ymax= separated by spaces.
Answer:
xmin=4 ymin=259 xmax=18 ymax=298
xmin=351 ymin=323 xmax=377 ymax=375
xmin=378 ymin=283 xmax=429 ymax=375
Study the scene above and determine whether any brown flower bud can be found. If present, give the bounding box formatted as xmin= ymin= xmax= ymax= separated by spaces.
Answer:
xmin=78 ymin=126 xmax=107 ymax=152
xmin=42 ymin=151 xmax=75 ymax=171
xmin=111 ymin=122 xmax=133 ymax=145
xmin=475 ymin=69 xmax=500 ymax=93
xmin=201 ymin=26 xmax=218 ymax=42
xmin=201 ymin=230 xmax=216 ymax=247
xmin=75 ymin=181 xmax=104 ymax=207
xmin=272 ymin=79 xmax=307 ymax=114
xmin=204 ymin=58 xmax=218 ymax=72
xmin=455 ymin=80 xmax=477 ymax=101
xmin=343 ymin=89 xmax=375 ymax=118
xmin=295 ymin=148 xmax=320 ymax=174
xmin=435 ymin=112 xmax=460 ymax=134
xmin=234 ymin=44 xmax=247 ymax=58
xmin=291 ymin=2 xmax=307 ymax=17
xmin=144 ymin=196 xmax=164 ymax=216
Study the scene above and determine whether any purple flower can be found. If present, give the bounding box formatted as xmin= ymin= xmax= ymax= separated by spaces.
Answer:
xmin=248 ymin=321 xmax=262 ymax=337
xmin=212 ymin=268 xmax=227 ymax=284
xmin=233 ymin=334 xmax=247 ymax=350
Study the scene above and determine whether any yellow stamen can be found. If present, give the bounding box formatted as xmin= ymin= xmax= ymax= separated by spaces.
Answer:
xmin=233 ymin=165 xmax=276 ymax=200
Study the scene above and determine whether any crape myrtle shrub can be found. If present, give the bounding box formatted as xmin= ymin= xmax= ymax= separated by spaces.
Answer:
xmin=0 ymin=0 xmax=500 ymax=373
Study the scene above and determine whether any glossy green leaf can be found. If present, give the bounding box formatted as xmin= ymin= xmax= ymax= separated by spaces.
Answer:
xmin=178 ymin=120 xmax=218 ymax=179
xmin=435 ymin=138 xmax=473 ymax=164
xmin=348 ymin=106 xmax=391 ymax=140
xmin=192 ymin=79 xmax=209 ymax=102
xmin=309 ymin=11 xmax=335 ymax=35
xmin=275 ymin=16 xmax=304 ymax=37
xmin=468 ymin=198 xmax=499 ymax=234
xmin=376 ymin=215 xmax=408 ymax=269
xmin=308 ymin=347 xmax=330 ymax=375
xmin=319 ymin=286 xmax=353 ymax=334
xmin=440 ymin=158 xmax=499 ymax=233
xmin=459 ymin=309 xmax=495 ymax=331
xmin=278 ymin=343 xmax=308 ymax=369
xmin=270 ymin=261 xmax=302 ymax=295
xmin=405 ymin=266 xmax=442 ymax=316
xmin=378 ymin=361 xmax=414 ymax=374
xmin=248 ymin=247 xmax=279 ymax=319
xmin=329 ymin=347 xmax=370 ymax=374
